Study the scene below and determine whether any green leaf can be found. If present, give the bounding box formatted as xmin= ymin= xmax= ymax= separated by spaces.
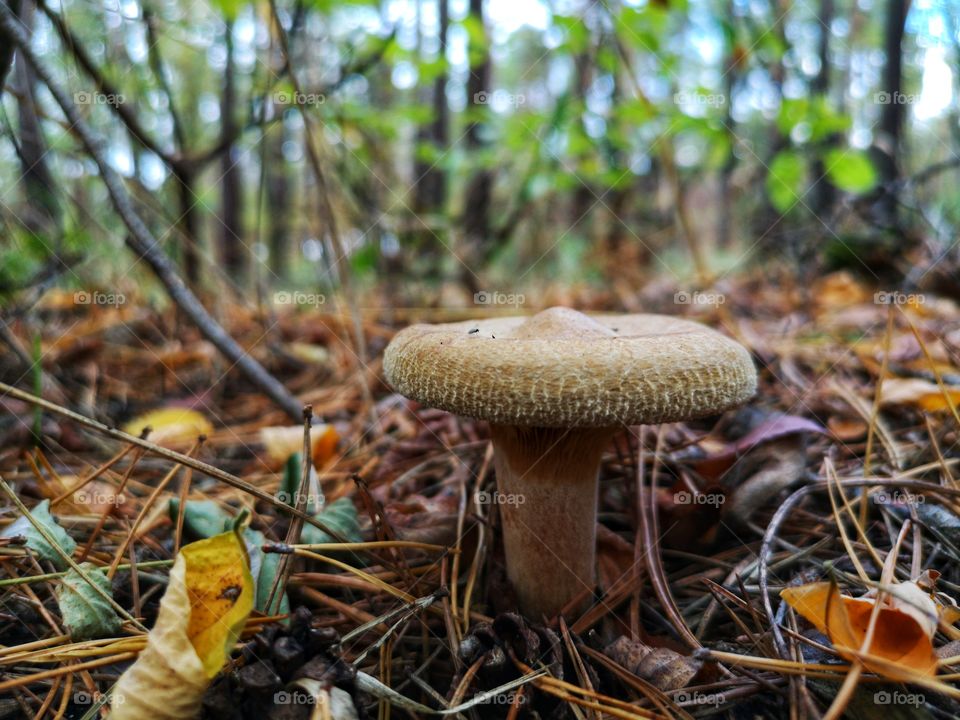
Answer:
xmin=823 ymin=149 xmax=878 ymax=194
xmin=2 ymin=500 xmax=76 ymax=570
xmin=244 ymin=527 xmax=290 ymax=619
xmin=555 ymin=15 xmax=590 ymax=54
xmin=211 ymin=0 xmax=245 ymax=19
xmin=301 ymin=497 xmax=363 ymax=546
xmin=168 ymin=499 xmax=232 ymax=540
xmin=56 ymin=563 xmax=122 ymax=640
xmin=776 ymin=98 xmax=809 ymax=135
xmin=461 ymin=15 xmax=488 ymax=65
xmin=766 ymin=150 xmax=807 ymax=213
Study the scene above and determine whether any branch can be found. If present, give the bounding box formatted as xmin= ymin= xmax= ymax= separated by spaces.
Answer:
xmin=0 ymin=3 xmax=303 ymax=422
xmin=0 ymin=0 xmax=21 ymax=94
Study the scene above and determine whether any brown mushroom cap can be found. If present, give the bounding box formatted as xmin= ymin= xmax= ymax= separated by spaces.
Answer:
xmin=383 ymin=306 xmax=756 ymax=428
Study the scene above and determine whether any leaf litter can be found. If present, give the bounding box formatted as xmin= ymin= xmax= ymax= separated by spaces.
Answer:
xmin=0 ymin=273 xmax=959 ymax=718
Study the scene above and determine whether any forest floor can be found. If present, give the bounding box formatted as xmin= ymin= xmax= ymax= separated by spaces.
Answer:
xmin=1 ymin=269 xmax=960 ymax=719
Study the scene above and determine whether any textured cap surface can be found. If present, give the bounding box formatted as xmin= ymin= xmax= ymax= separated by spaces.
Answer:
xmin=383 ymin=307 xmax=757 ymax=427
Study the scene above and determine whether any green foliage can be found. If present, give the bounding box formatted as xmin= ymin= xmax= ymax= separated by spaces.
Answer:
xmin=55 ymin=563 xmax=122 ymax=640
xmin=777 ymin=97 xmax=850 ymax=143
xmin=169 ymin=498 xmax=232 ymax=539
xmin=1 ymin=500 xmax=76 ymax=570
xmin=248 ymin=526 xmax=290 ymax=618
xmin=300 ymin=497 xmax=363 ymax=546
xmin=824 ymin=149 xmax=878 ymax=193
xmin=766 ymin=150 xmax=807 ymax=213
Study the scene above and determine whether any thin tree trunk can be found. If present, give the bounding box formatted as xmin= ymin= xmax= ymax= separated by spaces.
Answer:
xmin=175 ymin=168 xmax=202 ymax=285
xmin=267 ymin=125 xmax=291 ymax=280
xmin=14 ymin=0 xmax=60 ymax=236
xmin=0 ymin=0 xmax=19 ymax=91
xmin=412 ymin=0 xmax=449 ymax=274
xmin=571 ymin=41 xmax=594 ymax=240
xmin=877 ymin=0 xmax=906 ymax=226
xmin=717 ymin=0 xmax=738 ymax=249
xmin=810 ymin=0 xmax=835 ymax=216
xmin=461 ymin=0 xmax=491 ymax=292
xmin=219 ymin=20 xmax=246 ymax=285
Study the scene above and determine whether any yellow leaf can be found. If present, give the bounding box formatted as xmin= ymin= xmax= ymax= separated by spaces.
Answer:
xmin=781 ymin=581 xmax=939 ymax=679
xmin=259 ymin=424 xmax=339 ymax=467
xmin=183 ymin=532 xmax=254 ymax=676
xmin=110 ymin=531 xmax=253 ymax=719
xmin=122 ymin=407 xmax=213 ymax=448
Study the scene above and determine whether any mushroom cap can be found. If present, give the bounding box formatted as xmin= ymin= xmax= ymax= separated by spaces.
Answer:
xmin=383 ymin=307 xmax=757 ymax=428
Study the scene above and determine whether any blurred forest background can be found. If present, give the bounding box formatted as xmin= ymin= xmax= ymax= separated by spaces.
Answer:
xmin=1 ymin=0 xmax=959 ymax=309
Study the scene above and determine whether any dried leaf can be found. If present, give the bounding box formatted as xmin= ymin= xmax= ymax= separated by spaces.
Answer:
xmin=691 ymin=413 xmax=825 ymax=480
xmin=603 ymin=637 xmax=701 ymax=691
xmin=1 ymin=499 xmax=76 ymax=570
xmin=56 ymin=562 xmax=121 ymax=640
xmin=260 ymin=424 xmax=339 ymax=466
xmin=781 ymin=580 xmax=940 ymax=679
xmin=110 ymin=531 xmax=254 ymax=719
xmin=122 ymin=407 xmax=213 ymax=448
xmin=880 ymin=378 xmax=960 ymax=412
xmin=722 ymin=438 xmax=808 ymax=525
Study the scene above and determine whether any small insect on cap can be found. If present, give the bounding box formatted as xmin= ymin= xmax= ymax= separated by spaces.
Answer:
xmin=383 ymin=306 xmax=757 ymax=428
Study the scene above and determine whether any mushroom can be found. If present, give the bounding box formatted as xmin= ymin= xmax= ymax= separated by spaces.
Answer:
xmin=383 ymin=307 xmax=756 ymax=618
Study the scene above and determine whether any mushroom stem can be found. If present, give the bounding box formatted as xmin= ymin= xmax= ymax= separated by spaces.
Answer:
xmin=489 ymin=425 xmax=616 ymax=619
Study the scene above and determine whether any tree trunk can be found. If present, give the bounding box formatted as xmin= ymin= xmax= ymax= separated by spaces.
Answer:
xmin=571 ymin=43 xmax=594 ymax=241
xmin=267 ymin=124 xmax=291 ymax=280
xmin=0 ymin=0 xmax=20 ymax=92
xmin=810 ymin=0 xmax=835 ymax=216
xmin=876 ymin=0 xmax=906 ymax=226
xmin=412 ymin=0 xmax=449 ymax=275
xmin=175 ymin=167 xmax=202 ymax=286
xmin=14 ymin=0 xmax=60 ymax=236
xmin=219 ymin=20 xmax=246 ymax=285
xmin=717 ymin=0 xmax=738 ymax=249
xmin=461 ymin=0 xmax=491 ymax=292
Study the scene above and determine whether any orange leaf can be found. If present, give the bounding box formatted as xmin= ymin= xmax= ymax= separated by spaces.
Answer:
xmin=781 ymin=581 xmax=939 ymax=679
xmin=259 ymin=424 xmax=339 ymax=467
